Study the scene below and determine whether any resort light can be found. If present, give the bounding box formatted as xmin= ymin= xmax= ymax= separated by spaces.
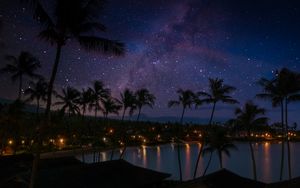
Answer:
xmin=143 ymin=139 xmax=147 ymax=143
xmin=109 ymin=129 xmax=114 ymax=134
xmin=59 ymin=138 xmax=64 ymax=144
xmin=8 ymin=140 xmax=13 ymax=145
xmin=103 ymin=137 xmax=107 ymax=142
xmin=198 ymin=134 xmax=202 ymax=137
xmin=21 ymin=140 xmax=25 ymax=144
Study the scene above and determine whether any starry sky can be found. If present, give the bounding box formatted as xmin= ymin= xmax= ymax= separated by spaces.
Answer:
xmin=1 ymin=0 xmax=300 ymax=123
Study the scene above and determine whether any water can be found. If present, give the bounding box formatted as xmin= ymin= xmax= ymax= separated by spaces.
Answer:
xmin=79 ymin=142 xmax=300 ymax=183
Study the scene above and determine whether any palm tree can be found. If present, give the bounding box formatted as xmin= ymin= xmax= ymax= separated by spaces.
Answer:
xmin=24 ymin=0 xmax=125 ymax=118
xmin=201 ymin=78 xmax=238 ymax=126
xmin=120 ymin=89 xmax=136 ymax=121
xmin=24 ymin=1 xmax=125 ymax=187
xmin=168 ymin=89 xmax=197 ymax=181
xmin=234 ymin=101 xmax=268 ymax=180
xmin=90 ymin=81 xmax=110 ymax=119
xmin=54 ymin=87 xmax=81 ymax=116
xmin=257 ymin=77 xmax=285 ymax=180
xmin=79 ymin=88 xmax=94 ymax=118
xmin=168 ymin=89 xmax=196 ymax=124
xmin=101 ymin=97 xmax=121 ymax=119
xmin=257 ymin=68 xmax=300 ymax=180
xmin=24 ymin=78 xmax=48 ymax=114
xmin=0 ymin=51 xmax=41 ymax=99
xmin=135 ymin=88 xmax=156 ymax=121
xmin=202 ymin=128 xmax=237 ymax=175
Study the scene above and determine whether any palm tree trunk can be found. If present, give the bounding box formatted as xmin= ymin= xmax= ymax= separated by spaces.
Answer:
xmin=203 ymin=151 xmax=213 ymax=176
xmin=95 ymin=108 xmax=97 ymax=119
xmin=208 ymin=102 xmax=216 ymax=126
xmin=18 ymin=74 xmax=23 ymax=100
xmin=45 ymin=43 xmax=63 ymax=119
xmin=120 ymin=146 xmax=126 ymax=159
xmin=218 ymin=151 xmax=223 ymax=169
xmin=36 ymin=99 xmax=40 ymax=114
xmin=285 ymin=99 xmax=292 ymax=180
xmin=280 ymin=100 xmax=285 ymax=181
xmin=137 ymin=107 xmax=142 ymax=121
xmin=30 ymin=43 xmax=63 ymax=188
xmin=180 ymin=107 xmax=185 ymax=124
xmin=177 ymin=142 xmax=183 ymax=181
xmin=193 ymin=142 xmax=203 ymax=179
xmin=121 ymin=108 xmax=126 ymax=121
xmin=82 ymin=109 xmax=85 ymax=120
xmin=249 ymin=140 xmax=257 ymax=180
xmin=29 ymin=139 xmax=41 ymax=188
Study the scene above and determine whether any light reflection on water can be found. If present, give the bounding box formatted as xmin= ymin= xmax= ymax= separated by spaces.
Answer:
xmin=80 ymin=142 xmax=300 ymax=183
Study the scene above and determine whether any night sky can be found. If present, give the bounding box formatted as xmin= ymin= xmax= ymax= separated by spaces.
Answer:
xmin=1 ymin=0 xmax=300 ymax=123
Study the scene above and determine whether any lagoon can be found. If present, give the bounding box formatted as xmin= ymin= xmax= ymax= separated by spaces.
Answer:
xmin=80 ymin=142 xmax=300 ymax=183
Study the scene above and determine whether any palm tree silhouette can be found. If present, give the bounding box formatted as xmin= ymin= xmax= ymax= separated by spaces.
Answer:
xmin=168 ymin=89 xmax=197 ymax=124
xmin=24 ymin=1 xmax=125 ymax=187
xmin=24 ymin=78 xmax=48 ymax=114
xmin=54 ymin=87 xmax=81 ymax=116
xmin=90 ymin=81 xmax=110 ymax=119
xmin=101 ymin=97 xmax=121 ymax=119
xmin=202 ymin=128 xmax=237 ymax=176
xmin=24 ymin=0 xmax=125 ymax=119
xmin=168 ymin=89 xmax=197 ymax=181
xmin=201 ymin=78 xmax=238 ymax=126
xmin=234 ymin=101 xmax=268 ymax=180
xmin=257 ymin=68 xmax=300 ymax=180
xmin=120 ymin=89 xmax=136 ymax=121
xmin=0 ymin=51 xmax=41 ymax=100
xmin=79 ymin=88 xmax=94 ymax=118
xmin=257 ymin=76 xmax=285 ymax=180
xmin=135 ymin=88 xmax=156 ymax=121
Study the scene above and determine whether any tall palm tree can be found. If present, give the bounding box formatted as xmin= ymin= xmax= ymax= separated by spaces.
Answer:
xmin=24 ymin=78 xmax=48 ymax=114
xmin=90 ymin=81 xmax=110 ymax=119
xmin=54 ymin=87 xmax=81 ymax=116
xmin=202 ymin=128 xmax=237 ymax=175
xmin=120 ymin=89 xmax=136 ymax=121
xmin=24 ymin=1 xmax=125 ymax=187
xmin=101 ymin=97 xmax=121 ymax=119
xmin=79 ymin=88 xmax=94 ymax=118
xmin=257 ymin=68 xmax=300 ymax=180
xmin=234 ymin=101 xmax=268 ymax=180
xmin=0 ymin=51 xmax=41 ymax=99
xmin=24 ymin=0 xmax=125 ymax=118
xmin=201 ymin=78 xmax=238 ymax=126
xmin=273 ymin=68 xmax=300 ymax=180
xmin=168 ymin=89 xmax=197 ymax=181
xmin=135 ymin=88 xmax=156 ymax=121
xmin=168 ymin=89 xmax=196 ymax=124
xmin=257 ymin=77 xmax=285 ymax=180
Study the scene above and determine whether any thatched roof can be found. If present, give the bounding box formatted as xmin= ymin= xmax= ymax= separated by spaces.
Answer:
xmin=36 ymin=159 xmax=170 ymax=188
xmin=266 ymin=176 xmax=300 ymax=188
xmin=177 ymin=169 xmax=266 ymax=188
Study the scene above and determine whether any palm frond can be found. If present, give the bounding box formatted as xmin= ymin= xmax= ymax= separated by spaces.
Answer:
xmin=78 ymin=36 xmax=125 ymax=56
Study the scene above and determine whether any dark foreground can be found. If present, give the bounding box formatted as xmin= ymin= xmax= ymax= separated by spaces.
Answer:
xmin=0 ymin=154 xmax=299 ymax=188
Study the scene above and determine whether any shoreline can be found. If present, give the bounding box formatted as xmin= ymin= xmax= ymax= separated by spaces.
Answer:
xmin=41 ymin=140 xmax=288 ymax=159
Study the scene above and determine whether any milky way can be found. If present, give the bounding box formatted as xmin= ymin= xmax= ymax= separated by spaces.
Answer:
xmin=1 ymin=0 xmax=300 ymax=122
